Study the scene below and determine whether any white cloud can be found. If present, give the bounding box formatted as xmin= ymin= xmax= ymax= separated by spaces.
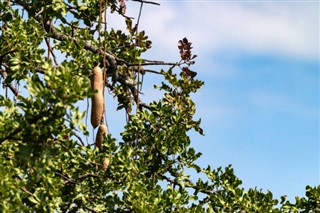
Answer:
xmin=105 ymin=2 xmax=318 ymax=83
xmin=104 ymin=1 xmax=318 ymax=81
xmin=105 ymin=2 xmax=319 ymax=126
xmin=133 ymin=2 xmax=319 ymax=60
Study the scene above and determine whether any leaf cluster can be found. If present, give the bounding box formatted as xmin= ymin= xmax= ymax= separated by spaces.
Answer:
xmin=0 ymin=1 xmax=318 ymax=212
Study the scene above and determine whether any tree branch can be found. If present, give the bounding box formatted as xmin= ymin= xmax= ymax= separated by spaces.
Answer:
xmin=55 ymin=171 xmax=77 ymax=184
xmin=42 ymin=19 xmax=120 ymax=73
xmin=77 ymin=173 xmax=99 ymax=180
xmin=129 ymin=61 xmax=178 ymax=67
xmin=62 ymin=173 xmax=100 ymax=185
xmin=132 ymin=0 xmax=161 ymax=6
xmin=12 ymin=0 xmax=122 ymax=73
xmin=84 ymin=206 xmax=98 ymax=213
xmin=72 ymin=131 xmax=85 ymax=146
xmin=0 ymin=68 xmax=19 ymax=97
xmin=159 ymin=174 xmax=214 ymax=196
xmin=10 ymin=0 xmax=168 ymax=112
xmin=141 ymin=69 xmax=162 ymax=75
xmin=0 ymin=107 xmax=55 ymax=144
xmin=20 ymin=187 xmax=37 ymax=199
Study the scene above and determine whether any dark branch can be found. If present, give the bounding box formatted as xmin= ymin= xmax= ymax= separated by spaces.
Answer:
xmin=45 ymin=37 xmax=59 ymax=65
xmin=160 ymin=174 xmax=214 ymax=196
xmin=134 ymin=67 xmax=162 ymax=75
xmin=60 ymin=173 xmax=100 ymax=185
xmin=77 ymin=173 xmax=99 ymax=180
xmin=55 ymin=171 xmax=77 ymax=184
xmin=10 ymin=0 xmax=169 ymax=112
xmin=114 ymin=73 xmax=150 ymax=109
xmin=0 ymin=124 xmax=21 ymax=144
xmin=72 ymin=131 xmax=85 ymax=146
xmin=0 ymin=107 xmax=55 ymax=144
xmin=20 ymin=187 xmax=37 ymax=199
xmin=84 ymin=206 xmax=98 ymax=213
xmin=132 ymin=0 xmax=161 ymax=6
xmin=0 ymin=68 xmax=19 ymax=97
xmin=62 ymin=173 xmax=100 ymax=184
xmin=42 ymin=20 xmax=121 ymax=73
xmin=129 ymin=61 xmax=178 ymax=66
xmin=12 ymin=0 xmax=122 ymax=73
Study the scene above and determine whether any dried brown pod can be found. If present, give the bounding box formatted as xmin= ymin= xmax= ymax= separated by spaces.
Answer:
xmin=102 ymin=158 xmax=110 ymax=171
xmin=95 ymin=124 xmax=108 ymax=148
xmin=90 ymin=66 xmax=104 ymax=128
xmin=182 ymin=67 xmax=197 ymax=79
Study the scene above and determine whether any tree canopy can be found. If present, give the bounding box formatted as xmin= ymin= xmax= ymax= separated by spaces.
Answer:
xmin=0 ymin=0 xmax=319 ymax=212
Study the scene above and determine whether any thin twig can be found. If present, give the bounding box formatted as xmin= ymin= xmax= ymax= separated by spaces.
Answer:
xmin=72 ymin=131 xmax=85 ymax=146
xmin=84 ymin=206 xmax=98 ymax=213
xmin=159 ymin=174 xmax=213 ymax=195
xmin=138 ymin=68 xmax=162 ymax=75
xmin=132 ymin=0 xmax=160 ymax=6
xmin=42 ymin=20 xmax=120 ymax=72
xmin=20 ymin=187 xmax=37 ymax=198
xmin=35 ymin=7 xmax=44 ymax=17
xmin=45 ymin=38 xmax=59 ymax=65
xmin=55 ymin=171 xmax=77 ymax=184
xmin=61 ymin=173 xmax=100 ymax=184
xmin=136 ymin=1 xmax=143 ymax=31
xmin=129 ymin=61 xmax=178 ymax=66
xmin=64 ymin=20 xmax=91 ymax=30
xmin=77 ymin=173 xmax=100 ymax=179
xmin=102 ymin=0 xmax=109 ymax=130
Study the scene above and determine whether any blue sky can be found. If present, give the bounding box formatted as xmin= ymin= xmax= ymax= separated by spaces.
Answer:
xmin=105 ymin=1 xmax=319 ymax=201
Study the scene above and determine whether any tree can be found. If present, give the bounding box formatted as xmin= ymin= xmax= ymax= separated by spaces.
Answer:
xmin=0 ymin=1 xmax=319 ymax=212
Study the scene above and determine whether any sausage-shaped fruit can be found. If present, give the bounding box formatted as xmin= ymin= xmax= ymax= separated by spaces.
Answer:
xmin=95 ymin=124 xmax=108 ymax=148
xmin=90 ymin=66 xmax=104 ymax=128
xmin=102 ymin=158 xmax=110 ymax=171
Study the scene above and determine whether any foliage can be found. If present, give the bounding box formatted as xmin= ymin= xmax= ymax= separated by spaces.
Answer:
xmin=0 ymin=0 xmax=318 ymax=212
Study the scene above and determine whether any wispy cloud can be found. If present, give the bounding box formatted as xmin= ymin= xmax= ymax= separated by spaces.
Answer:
xmin=106 ymin=1 xmax=319 ymax=123
xmin=128 ymin=2 xmax=319 ymax=60
xmin=107 ymin=1 xmax=318 ymax=82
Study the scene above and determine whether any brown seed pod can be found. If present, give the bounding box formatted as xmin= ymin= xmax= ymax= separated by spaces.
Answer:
xmin=95 ymin=124 xmax=108 ymax=148
xmin=90 ymin=66 xmax=104 ymax=128
xmin=102 ymin=158 xmax=110 ymax=171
